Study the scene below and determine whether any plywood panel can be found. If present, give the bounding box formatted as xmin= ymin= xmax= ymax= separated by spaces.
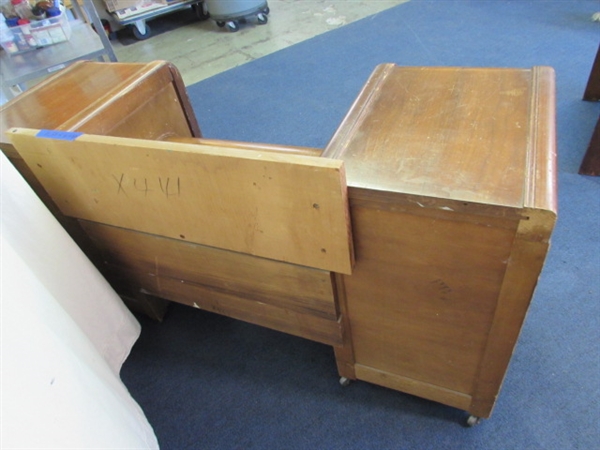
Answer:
xmin=8 ymin=128 xmax=354 ymax=274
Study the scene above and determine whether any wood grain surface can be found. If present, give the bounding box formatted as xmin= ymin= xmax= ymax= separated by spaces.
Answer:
xmin=8 ymin=128 xmax=354 ymax=274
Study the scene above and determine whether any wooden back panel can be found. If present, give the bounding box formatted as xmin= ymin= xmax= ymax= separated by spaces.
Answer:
xmin=7 ymin=128 xmax=354 ymax=274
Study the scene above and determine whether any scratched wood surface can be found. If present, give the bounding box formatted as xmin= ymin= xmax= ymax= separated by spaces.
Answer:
xmin=324 ymin=65 xmax=544 ymax=208
xmin=8 ymin=128 xmax=354 ymax=274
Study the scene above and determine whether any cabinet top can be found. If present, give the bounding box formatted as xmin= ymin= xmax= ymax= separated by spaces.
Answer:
xmin=324 ymin=64 xmax=557 ymax=213
xmin=0 ymin=60 xmax=196 ymax=150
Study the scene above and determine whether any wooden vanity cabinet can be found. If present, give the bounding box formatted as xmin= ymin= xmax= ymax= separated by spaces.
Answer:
xmin=2 ymin=62 xmax=557 ymax=421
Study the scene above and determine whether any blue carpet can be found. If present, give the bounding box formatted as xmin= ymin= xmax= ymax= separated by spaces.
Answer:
xmin=121 ymin=1 xmax=600 ymax=448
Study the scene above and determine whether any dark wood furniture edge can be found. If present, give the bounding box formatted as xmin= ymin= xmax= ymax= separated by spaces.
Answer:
xmin=579 ymin=44 xmax=600 ymax=176
xmin=166 ymin=62 xmax=202 ymax=138
xmin=583 ymin=44 xmax=600 ymax=101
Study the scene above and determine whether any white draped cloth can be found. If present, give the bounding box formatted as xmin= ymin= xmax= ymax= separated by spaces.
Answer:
xmin=1 ymin=152 xmax=159 ymax=449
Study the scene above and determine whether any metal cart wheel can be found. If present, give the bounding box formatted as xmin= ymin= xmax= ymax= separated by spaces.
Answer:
xmin=226 ymin=21 xmax=239 ymax=32
xmin=466 ymin=415 xmax=482 ymax=427
xmin=131 ymin=22 xmax=152 ymax=40
xmin=257 ymin=12 xmax=267 ymax=24
xmin=192 ymin=1 xmax=210 ymax=20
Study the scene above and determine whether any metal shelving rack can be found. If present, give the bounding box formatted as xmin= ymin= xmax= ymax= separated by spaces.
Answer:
xmin=0 ymin=0 xmax=117 ymax=100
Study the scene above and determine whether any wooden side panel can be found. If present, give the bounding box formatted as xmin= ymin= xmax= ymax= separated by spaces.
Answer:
xmin=344 ymin=200 xmax=519 ymax=395
xmin=468 ymin=212 xmax=556 ymax=418
xmin=7 ymin=129 xmax=354 ymax=274
xmin=332 ymin=272 xmax=357 ymax=380
xmin=64 ymin=65 xmax=199 ymax=141
xmin=168 ymin=137 xmax=323 ymax=157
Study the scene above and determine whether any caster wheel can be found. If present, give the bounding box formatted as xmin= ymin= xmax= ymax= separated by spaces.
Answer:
xmin=216 ymin=20 xmax=225 ymax=27
xmin=257 ymin=13 xmax=268 ymax=24
xmin=263 ymin=6 xmax=270 ymax=14
xmin=466 ymin=415 xmax=482 ymax=427
xmin=131 ymin=23 xmax=151 ymax=40
xmin=192 ymin=2 xmax=210 ymax=20
xmin=339 ymin=377 xmax=351 ymax=387
xmin=226 ymin=21 xmax=239 ymax=32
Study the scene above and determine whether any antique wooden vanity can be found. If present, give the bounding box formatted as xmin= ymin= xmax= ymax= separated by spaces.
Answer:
xmin=0 ymin=61 xmax=557 ymax=425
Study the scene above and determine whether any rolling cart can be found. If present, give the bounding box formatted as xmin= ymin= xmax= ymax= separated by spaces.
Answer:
xmin=113 ymin=0 xmax=208 ymax=40
xmin=204 ymin=0 xmax=269 ymax=32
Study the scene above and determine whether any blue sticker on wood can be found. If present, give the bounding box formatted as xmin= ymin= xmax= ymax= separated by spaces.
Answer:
xmin=36 ymin=130 xmax=83 ymax=141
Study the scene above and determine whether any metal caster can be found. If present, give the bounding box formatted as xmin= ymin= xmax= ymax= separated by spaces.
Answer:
xmin=257 ymin=12 xmax=268 ymax=24
xmin=339 ymin=377 xmax=351 ymax=387
xmin=131 ymin=22 xmax=151 ymax=40
xmin=226 ymin=21 xmax=239 ymax=32
xmin=192 ymin=2 xmax=210 ymax=20
xmin=466 ymin=415 xmax=482 ymax=427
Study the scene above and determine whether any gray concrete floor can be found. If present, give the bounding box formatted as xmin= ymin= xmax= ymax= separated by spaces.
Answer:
xmin=112 ymin=0 xmax=408 ymax=86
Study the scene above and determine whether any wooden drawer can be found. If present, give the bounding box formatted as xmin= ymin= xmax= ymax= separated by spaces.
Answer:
xmin=82 ymin=221 xmax=343 ymax=346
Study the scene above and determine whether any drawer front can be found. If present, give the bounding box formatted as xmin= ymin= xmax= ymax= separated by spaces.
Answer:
xmin=81 ymin=221 xmax=343 ymax=346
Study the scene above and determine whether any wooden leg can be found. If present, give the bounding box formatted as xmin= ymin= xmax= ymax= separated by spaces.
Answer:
xmin=121 ymin=292 xmax=170 ymax=322
xmin=583 ymin=45 xmax=600 ymax=101
xmin=332 ymin=273 xmax=357 ymax=381
xmin=580 ymin=45 xmax=600 ymax=175
xmin=579 ymin=115 xmax=600 ymax=176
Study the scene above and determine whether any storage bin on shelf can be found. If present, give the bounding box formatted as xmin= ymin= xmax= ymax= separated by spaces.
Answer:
xmin=0 ymin=7 xmax=71 ymax=55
